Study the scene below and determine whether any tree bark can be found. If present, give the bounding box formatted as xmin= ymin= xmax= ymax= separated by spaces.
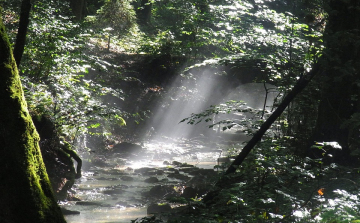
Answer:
xmin=137 ymin=0 xmax=152 ymax=26
xmin=224 ymin=63 xmax=320 ymax=175
xmin=222 ymin=0 xmax=360 ymax=176
xmin=311 ymin=0 xmax=360 ymax=157
xmin=13 ymin=0 xmax=31 ymax=68
xmin=0 ymin=15 xmax=66 ymax=223
xmin=69 ymin=0 xmax=86 ymax=20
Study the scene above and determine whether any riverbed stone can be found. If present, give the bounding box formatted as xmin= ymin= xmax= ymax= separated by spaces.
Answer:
xmin=61 ymin=208 xmax=80 ymax=215
xmin=115 ymin=201 xmax=128 ymax=207
xmin=147 ymin=185 xmax=175 ymax=198
xmin=179 ymin=167 xmax=199 ymax=174
xmin=103 ymin=188 xmax=126 ymax=195
xmin=147 ymin=203 xmax=172 ymax=214
xmin=172 ymin=161 xmax=182 ymax=166
xmin=144 ymin=177 xmax=159 ymax=183
xmin=121 ymin=175 xmax=134 ymax=181
xmin=167 ymin=173 xmax=190 ymax=181
xmin=156 ymin=169 xmax=164 ymax=175
xmin=134 ymin=167 xmax=154 ymax=174
xmin=181 ymin=187 xmax=197 ymax=199
xmin=163 ymin=160 xmax=171 ymax=165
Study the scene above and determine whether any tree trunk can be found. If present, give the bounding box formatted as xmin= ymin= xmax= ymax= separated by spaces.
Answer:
xmin=311 ymin=0 xmax=360 ymax=158
xmin=222 ymin=63 xmax=320 ymax=175
xmin=13 ymin=0 xmax=31 ymax=68
xmin=137 ymin=0 xmax=152 ymax=26
xmin=0 ymin=15 xmax=66 ymax=223
xmin=69 ymin=0 xmax=86 ymax=20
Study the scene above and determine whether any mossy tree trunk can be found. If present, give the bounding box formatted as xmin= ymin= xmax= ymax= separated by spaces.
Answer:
xmin=0 ymin=13 xmax=66 ymax=223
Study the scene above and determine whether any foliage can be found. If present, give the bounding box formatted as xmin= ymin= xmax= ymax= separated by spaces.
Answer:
xmin=179 ymin=100 xmax=280 ymax=142
xmin=5 ymin=0 xmax=360 ymax=222
xmin=94 ymin=0 xmax=137 ymax=49
xmin=4 ymin=1 xmax=128 ymax=142
xmin=164 ymin=1 xmax=360 ymax=222
xmin=201 ymin=138 xmax=360 ymax=223
xmin=138 ymin=0 xmax=323 ymax=76
xmin=96 ymin=0 xmax=136 ymax=36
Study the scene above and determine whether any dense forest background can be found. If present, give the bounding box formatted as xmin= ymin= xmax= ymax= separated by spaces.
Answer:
xmin=2 ymin=0 xmax=360 ymax=222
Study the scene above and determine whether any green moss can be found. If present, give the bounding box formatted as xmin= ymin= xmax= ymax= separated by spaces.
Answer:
xmin=0 ymin=13 xmax=66 ymax=223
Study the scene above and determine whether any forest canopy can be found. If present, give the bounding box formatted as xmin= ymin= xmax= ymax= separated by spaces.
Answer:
xmin=2 ymin=0 xmax=360 ymax=222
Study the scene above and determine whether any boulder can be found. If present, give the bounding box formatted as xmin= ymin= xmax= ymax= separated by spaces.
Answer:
xmin=147 ymin=203 xmax=172 ymax=214
xmin=144 ymin=177 xmax=159 ymax=183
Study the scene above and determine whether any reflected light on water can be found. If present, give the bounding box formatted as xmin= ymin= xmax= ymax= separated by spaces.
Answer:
xmin=65 ymin=207 xmax=147 ymax=223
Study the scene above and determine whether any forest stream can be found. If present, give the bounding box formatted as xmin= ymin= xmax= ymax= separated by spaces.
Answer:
xmin=58 ymin=73 xmax=276 ymax=222
xmin=4 ymin=1 xmax=360 ymax=222
xmin=61 ymin=133 xmax=246 ymax=223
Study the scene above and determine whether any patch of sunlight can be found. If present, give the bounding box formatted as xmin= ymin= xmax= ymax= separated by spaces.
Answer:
xmin=255 ymin=27 xmax=268 ymax=35
xmin=293 ymin=209 xmax=310 ymax=218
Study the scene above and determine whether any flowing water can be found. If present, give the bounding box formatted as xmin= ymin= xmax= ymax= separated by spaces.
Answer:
xmin=62 ymin=135 xmax=240 ymax=223
xmin=62 ymin=82 xmax=277 ymax=222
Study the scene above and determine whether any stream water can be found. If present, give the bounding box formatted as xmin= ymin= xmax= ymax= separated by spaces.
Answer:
xmin=61 ymin=81 xmax=276 ymax=222
xmin=61 ymin=132 xmax=246 ymax=223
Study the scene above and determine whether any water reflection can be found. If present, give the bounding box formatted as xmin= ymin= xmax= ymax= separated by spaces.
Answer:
xmin=63 ymin=129 xmax=249 ymax=222
xmin=64 ymin=207 xmax=147 ymax=223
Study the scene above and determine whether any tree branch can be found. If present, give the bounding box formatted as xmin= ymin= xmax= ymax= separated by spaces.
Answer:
xmin=223 ymin=63 xmax=321 ymax=175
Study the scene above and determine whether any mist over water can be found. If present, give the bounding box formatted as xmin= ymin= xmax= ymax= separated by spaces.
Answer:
xmin=146 ymin=69 xmax=277 ymax=141
xmin=64 ymin=68 xmax=278 ymax=223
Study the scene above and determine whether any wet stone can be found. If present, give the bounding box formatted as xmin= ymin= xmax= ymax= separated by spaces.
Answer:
xmin=163 ymin=160 xmax=171 ymax=165
xmin=181 ymin=187 xmax=197 ymax=199
xmin=115 ymin=201 xmax=128 ymax=207
xmin=61 ymin=208 xmax=80 ymax=215
xmin=180 ymin=163 xmax=195 ymax=168
xmin=143 ymin=171 xmax=157 ymax=176
xmin=172 ymin=161 xmax=182 ymax=166
xmin=135 ymin=167 xmax=162 ymax=176
xmin=179 ymin=167 xmax=199 ymax=174
xmin=121 ymin=176 xmax=134 ymax=181
xmin=167 ymin=173 xmax=190 ymax=181
xmin=167 ymin=167 xmax=176 ymax=172
xmin=156 ymin=169 xmax=164 ymax=175
xmin=147 ymin=203 xmax=172 ymax=215
xmin=147 ymin=185 xmax=173 ymax=198
xmin=134 ymin=167 xmax=153 ymax=174
xmin=144 ymin=177 xmax=159 ymax=183
xmin=67 ymin=196 xmax=81 ymax=201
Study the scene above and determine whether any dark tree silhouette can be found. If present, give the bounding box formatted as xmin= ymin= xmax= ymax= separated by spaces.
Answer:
xmin=13 ymin=0 xmax=31 ymax=67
